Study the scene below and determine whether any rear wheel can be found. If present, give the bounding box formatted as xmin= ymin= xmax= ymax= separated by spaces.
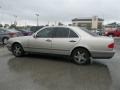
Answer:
xmin=12 ymin=43 xmax=24 ymax=57
xmin=72 ymin=48 xmax=91 ymax=65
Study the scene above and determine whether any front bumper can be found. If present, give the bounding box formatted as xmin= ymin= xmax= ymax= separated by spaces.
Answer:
xmin=91 ymin=51 xmax=115 ymax=59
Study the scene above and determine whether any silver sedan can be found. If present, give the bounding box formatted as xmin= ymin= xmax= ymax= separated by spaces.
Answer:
xmin=6 ymin=26 xmax=115 ymax=65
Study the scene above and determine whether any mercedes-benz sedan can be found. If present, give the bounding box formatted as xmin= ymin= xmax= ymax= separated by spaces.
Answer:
xmin=7 ymin=26 xmax=115 ymax=65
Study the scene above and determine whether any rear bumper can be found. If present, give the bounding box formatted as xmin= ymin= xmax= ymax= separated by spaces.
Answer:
xmin=91 ymin=51 xmax=115 ymax=59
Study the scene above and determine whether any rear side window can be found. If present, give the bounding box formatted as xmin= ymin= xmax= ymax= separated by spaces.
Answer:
xmin=54 ymin=27 xmax=69 ymax=38
xmin=69 ymin=30 xmax=78 ymax=38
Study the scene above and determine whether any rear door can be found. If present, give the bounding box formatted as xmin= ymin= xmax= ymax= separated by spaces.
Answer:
xmin=51 ymin=27 xmax=80 ymax=55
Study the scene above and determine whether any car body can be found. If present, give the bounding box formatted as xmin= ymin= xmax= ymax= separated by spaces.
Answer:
xmin=16 ymin=29 xmax=32 ymax=36
xmin=105 ymin=29 xmax=120 ymax=37
xmin=7 ymin=26 xmax=115 ymax=64
xmin=0 ymin=28 xmax=23 ymax=44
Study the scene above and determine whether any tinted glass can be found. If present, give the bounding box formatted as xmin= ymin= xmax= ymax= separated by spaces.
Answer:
xmin=81 ymin=28 xmax=99 ymax=36
xmin=69 ymin=30 xmax=78 ymax=38
xmin=36 ymin=28 xmax=54 ymax=38
xmin=54 ymin=27 xmax=69 ymax=38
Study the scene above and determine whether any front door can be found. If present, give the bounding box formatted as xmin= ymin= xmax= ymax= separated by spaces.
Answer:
xmin=27 ymin=27 xmax=54 ymax=53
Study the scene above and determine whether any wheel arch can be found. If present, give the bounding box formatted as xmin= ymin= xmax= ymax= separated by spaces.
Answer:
xmin=11 ymin=42 xmax=24 ymax=51
xmin=71 ymin=46 xmax=91 ymax=57
xmin=2 ymin=37 xmax=9 ymax=41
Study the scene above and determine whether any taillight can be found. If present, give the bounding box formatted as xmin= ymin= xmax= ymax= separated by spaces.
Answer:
xmin=9 ymin=33 xmax=17 ymax=37
xmin=105 ymin=32 xmax=108 ymax=34
xmin=108 ymin=43 xmax=115 ymax=48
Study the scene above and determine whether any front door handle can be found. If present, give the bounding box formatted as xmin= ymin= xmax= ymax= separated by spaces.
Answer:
xmin=69 ymin=40 xmax=76 ymax=42
xmin=46 ymin=39 xmax=52 ymax=42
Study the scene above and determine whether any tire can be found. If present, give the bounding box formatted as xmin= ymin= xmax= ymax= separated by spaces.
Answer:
xmin=2 ymin=38 xmax=9 ymax=45
xmin=12 ymin=43 xmax=24 ymax=57
xmin=72 ymin=48 xmax=91 ymax=65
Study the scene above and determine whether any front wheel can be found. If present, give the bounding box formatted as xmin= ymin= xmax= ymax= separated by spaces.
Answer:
xmin=72 ymin=48 xmax=91 ymax=65
xmin=12 ymin=44 xmax=24 ymax=57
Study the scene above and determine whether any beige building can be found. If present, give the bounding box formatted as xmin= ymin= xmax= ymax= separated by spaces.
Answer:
xmin=72 ymin=16 xmax=104 ymax=30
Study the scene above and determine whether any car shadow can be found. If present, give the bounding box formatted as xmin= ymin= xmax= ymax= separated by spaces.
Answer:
xmin=7 ymin=54 xmax=112 ymax=90
xmin=7 ymin=53 xmax=109 ymax=72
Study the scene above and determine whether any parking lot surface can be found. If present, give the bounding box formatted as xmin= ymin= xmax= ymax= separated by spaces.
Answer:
xmin=0 ymin=38 xmax=120 ymax=90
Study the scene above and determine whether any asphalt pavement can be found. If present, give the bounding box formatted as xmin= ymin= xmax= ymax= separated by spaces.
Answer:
xmin=0 ymin=38 xmax=120 ymax=90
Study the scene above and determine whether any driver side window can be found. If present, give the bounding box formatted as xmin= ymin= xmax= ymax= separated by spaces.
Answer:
xmin=36 ymin=28 xmax=53 ymax=38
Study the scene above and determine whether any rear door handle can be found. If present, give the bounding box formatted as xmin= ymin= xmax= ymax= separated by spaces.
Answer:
xmin=46 ymin=39 xmax=52 ymax=42
xmin=69 ymin=40 xmax=76 ymax=42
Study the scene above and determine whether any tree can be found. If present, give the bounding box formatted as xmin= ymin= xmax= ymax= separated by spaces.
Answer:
xmin=58 ymin=22 xmax=64 ymax=26
xmin=4 ymin=24 xmax=9 ymax=28
xmin=9 ymin=24 xmax=16 ymax=29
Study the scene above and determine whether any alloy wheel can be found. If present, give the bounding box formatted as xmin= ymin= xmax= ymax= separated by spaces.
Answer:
xmin=72 ymin=48 xmax=90 ymax=65
xmin=12 ymin=44 xmax=24 ymax=57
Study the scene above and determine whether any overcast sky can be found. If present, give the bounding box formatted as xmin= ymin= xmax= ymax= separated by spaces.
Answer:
xmin=0 ymin=0 xmax=120 ymax=25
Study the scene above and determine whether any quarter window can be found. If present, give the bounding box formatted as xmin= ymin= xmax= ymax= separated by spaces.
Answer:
xmin=69 ymin=30 xmax=78 ymax=38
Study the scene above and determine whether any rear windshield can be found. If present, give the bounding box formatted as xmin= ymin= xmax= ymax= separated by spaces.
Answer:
xmin=81 ymin=28 xmax=99 ymax=36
